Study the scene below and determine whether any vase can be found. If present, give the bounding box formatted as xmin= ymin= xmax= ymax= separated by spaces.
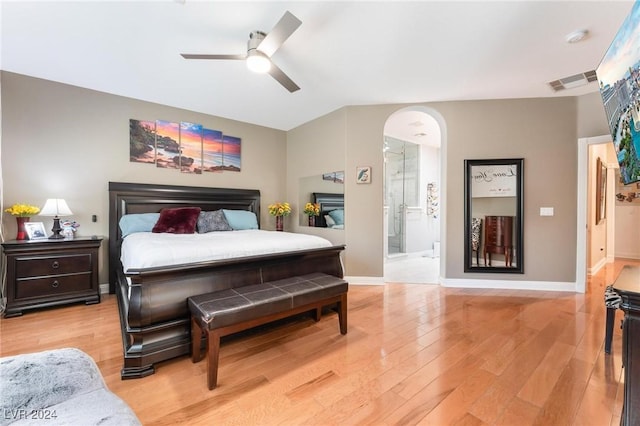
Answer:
xmin=16 ymin=217 xmax=30 ymax=240
xmin=275 ymin=216 xmax=284 ymax=232
xmin=308 ymin=216 xmax=315 ymax=227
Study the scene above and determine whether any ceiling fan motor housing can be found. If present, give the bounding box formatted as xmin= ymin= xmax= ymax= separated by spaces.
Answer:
xmin=248 ymin=31 xmax=267 ymax=53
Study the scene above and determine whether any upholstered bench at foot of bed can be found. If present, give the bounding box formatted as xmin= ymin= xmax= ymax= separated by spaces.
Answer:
xmin=188 ymin=272 xmax=348 ymax=390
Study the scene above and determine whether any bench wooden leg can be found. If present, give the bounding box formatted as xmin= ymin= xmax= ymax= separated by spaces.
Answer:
xmin=313 ymin=307 xmax=322 ymax=322
xmin=207 ymin=330 xmax=221 ymax=390
xmin=191 ymin=316 xmax=204 ymax=363
xmin=605 ymin=307 xmax=616 ymax=354
xmin=338 ymin=293 xmax=347 ymax=335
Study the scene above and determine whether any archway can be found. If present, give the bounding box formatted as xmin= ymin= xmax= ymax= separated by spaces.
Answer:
xmin=383 ymin=106 xmax=447 ymax=284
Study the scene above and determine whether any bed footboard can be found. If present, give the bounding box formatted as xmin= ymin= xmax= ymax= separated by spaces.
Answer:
xmin=116 ymin=245 xmax=345 ymax=379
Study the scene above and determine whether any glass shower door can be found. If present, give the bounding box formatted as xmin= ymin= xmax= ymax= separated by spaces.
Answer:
xmin=384 ymin=137 xmax=419 ymax=256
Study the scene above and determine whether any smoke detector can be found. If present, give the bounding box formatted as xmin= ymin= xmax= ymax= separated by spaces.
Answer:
xmin=566 ymin=29 xmax=589 ymax=43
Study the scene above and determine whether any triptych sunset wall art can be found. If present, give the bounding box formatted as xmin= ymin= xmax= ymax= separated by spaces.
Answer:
xmin=129 ymin=119 xmax=241 ymax=174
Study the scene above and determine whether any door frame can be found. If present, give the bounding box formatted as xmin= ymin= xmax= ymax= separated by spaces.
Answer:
xmin=576 ymin=134 xmax=611 ymax=292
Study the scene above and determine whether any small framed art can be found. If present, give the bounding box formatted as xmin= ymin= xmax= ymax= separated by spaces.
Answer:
xmin=356 ymin=166 xmax=371 ymax=184
xmin=25 ymin=222 xmax=48 ymax=240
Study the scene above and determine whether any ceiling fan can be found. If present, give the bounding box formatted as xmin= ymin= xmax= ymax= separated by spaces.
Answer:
xmin=181 ymin=11 xmax=302 ymax=92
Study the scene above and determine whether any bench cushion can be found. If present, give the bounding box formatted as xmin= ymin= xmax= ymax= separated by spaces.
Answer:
xmin=188 ymin=273 xmax=348 ymax=329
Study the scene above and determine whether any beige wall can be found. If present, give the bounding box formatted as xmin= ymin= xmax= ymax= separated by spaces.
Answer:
xmin=286 ymin=108 xmax=346 ymax=247
xmin=300 ymin=99 xmax=578 ymax=284
xmin=1 ymin=72 xmax=287 ymax=285
xmin=2 ymin=71 xmax=625 ymax=289
xmin=279 ymin=96 xmax=604 ymax=284
xmin=577 ymin=91 xmax=609 ymax=138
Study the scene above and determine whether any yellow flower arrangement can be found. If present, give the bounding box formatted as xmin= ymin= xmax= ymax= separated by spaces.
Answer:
xmin=5 ymin=203 xmax=40 ymax=217
xmin=268 ymin=202 xmax=291 ymax=217
xmin=303 ymin=202 xmax=320 ymax=216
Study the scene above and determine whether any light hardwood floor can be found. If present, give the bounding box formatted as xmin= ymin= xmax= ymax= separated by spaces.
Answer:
xmin=1 ymin=259 xmax=637 ymax=425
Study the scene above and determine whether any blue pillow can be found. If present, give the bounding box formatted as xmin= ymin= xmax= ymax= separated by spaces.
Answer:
xmin=222 ymin=209 xmax=259 ymax=230
xmin=119 ymin=213 xmax=160 ymax=237
xmin=328 ymin=209 xmax=344 ymax=226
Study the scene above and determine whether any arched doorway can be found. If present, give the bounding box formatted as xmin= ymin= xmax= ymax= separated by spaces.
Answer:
xmin=383 ymin=106 xmax=446 ymax=284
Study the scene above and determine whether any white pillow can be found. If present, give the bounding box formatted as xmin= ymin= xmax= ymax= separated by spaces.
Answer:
xmin=325 ymin=215 xmax=336 ymax=227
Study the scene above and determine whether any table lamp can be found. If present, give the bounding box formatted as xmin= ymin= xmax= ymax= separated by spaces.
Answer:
xmin=40 ymin=199 xmax=73 ymax=239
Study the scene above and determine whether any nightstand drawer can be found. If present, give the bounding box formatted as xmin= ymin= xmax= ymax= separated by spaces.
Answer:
xmin=15 ymin=254 xmax=92 ymax=278
xmin=2 ymin=236 xmax=103 ymax=317
xmin=16 ymin=273 xmax=92 ymax=299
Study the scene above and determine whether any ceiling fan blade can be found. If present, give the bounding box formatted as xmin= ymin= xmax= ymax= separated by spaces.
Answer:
xmin=181 ymin=53 xmax=246 ymax=60
xmin=258 ymin=11 xmax=302 ymax=57
xmin=268 ymin=62 xmax=300 ymax=93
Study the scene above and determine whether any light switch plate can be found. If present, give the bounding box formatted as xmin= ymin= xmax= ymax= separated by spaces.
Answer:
xmin=540 ymin=207 xmax=554 ymax=216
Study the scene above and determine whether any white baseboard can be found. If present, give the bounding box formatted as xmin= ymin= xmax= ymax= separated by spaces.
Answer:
xmin=344 ymin=276 xmax=385 ymax=286
xmin=99 ymin=276 xmax=580 ymax=292
xmin=615 ymin=252 xmax=640 ymax=260
xmin=588 ymin=257 xmax=608 ymax=276
xmin=441 ymin=277 xmax=576 ymax=292
xmin=345 ymin=276 xmax=577 ymax=291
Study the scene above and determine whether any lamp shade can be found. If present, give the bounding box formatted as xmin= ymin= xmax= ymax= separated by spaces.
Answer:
xmin=40 ymin=199 xmax=73 ymax=217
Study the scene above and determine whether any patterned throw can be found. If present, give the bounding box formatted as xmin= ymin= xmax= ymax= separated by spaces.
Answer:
xmin=471 ymin=218 xmax=482 ymax=251
xmin=604 ymin=285 xmax=622 ymax=309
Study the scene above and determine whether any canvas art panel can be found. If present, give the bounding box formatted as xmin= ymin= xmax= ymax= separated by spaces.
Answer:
xmin=222 ymin=135 xmax=241 ymax=172
xmin=155 ymin=120 xmax=181 ymax=169
xmin=129 ymin=119 xmax=156 ymax=163
xmin=203 ymin=128 xmax=224 ymax=172
xmin=179 ymin=122 xmax=203 ymax=174
xmin=128 ymin=118 xmax=240 ymax=174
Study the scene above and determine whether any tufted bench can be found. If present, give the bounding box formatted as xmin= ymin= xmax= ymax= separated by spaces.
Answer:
xmin=188 ymin=272 xmax=348 ymax=389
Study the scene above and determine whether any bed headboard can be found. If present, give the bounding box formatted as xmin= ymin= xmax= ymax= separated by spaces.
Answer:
xmin=313 ymin=192 xmax=344 ymax=228
xmin=108 ymin=182 xmax=260 ymax=293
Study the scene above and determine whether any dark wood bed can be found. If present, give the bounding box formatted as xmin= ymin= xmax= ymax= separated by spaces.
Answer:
xmin=109 ymin=182 xmax=345 ymax=379
xmin=312 ymin=192 xmax=344 ymax=228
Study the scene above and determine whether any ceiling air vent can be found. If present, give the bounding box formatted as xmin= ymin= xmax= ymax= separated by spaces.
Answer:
xmin=548 ymin=70 xmax=598 ymax=92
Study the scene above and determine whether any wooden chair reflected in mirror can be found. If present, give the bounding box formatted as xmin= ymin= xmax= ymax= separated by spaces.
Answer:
xmin=483 ymin=215 xmax=514 ymax=267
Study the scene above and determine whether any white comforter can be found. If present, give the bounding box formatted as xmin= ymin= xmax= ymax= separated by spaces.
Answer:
xmin=121 ymin=230 xmax=333 ymax=272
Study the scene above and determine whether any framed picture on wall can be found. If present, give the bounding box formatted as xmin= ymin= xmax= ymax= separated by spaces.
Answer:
xmin=596 ymin=157 xmax=607 ymax=224
xmin=356 ymin=166 xmax=371 ymax=184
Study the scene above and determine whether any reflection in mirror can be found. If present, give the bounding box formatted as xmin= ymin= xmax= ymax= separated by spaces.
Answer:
xmin=464 ymin=159 xmax=524 ymax=273
xmin=299 ymin=172 xmax=344 ymax=229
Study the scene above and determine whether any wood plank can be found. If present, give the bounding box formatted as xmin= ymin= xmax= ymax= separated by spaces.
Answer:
xmin=0 ymin=258 xmax=636 ymax=425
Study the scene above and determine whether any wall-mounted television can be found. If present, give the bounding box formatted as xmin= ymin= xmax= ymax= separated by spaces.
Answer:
xmin=596 ymin=0 xmax=640 ymax=185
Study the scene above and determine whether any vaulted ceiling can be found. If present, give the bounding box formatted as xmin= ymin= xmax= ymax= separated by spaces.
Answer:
xmin=1 ymin=1 xmax=633 ymax=132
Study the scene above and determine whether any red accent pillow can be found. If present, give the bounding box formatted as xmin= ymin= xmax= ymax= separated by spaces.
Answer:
xmin=152 ymin=207 xmax=201 ymax=234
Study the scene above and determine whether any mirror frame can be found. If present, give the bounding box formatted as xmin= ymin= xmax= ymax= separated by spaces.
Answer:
xmin=464 ymin=158 xmax=524 ymax=273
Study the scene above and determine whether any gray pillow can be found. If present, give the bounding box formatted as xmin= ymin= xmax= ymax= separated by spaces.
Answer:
xmin=197 ymin=210 xmax=233 ymax=233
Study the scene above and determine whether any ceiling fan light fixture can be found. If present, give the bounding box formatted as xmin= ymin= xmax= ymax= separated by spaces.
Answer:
xmin=247 ymin=50 xmax=271 ymax=73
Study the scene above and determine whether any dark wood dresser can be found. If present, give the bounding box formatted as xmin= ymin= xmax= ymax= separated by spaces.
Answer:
xmin=613 ymin=265 xmax=640 ymax=426
xmin=2 ymin=236 xmax=102 ymax=318
xmin=483 ymin=215 xmax=514 ymax=267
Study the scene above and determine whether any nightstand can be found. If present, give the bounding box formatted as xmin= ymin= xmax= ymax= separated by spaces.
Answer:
xmin=2 ymin=236 xmax=103 ymax=318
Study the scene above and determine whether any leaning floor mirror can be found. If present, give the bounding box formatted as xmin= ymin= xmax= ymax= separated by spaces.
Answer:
xmin=464 ymin=158 xmax=524 ymax=273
